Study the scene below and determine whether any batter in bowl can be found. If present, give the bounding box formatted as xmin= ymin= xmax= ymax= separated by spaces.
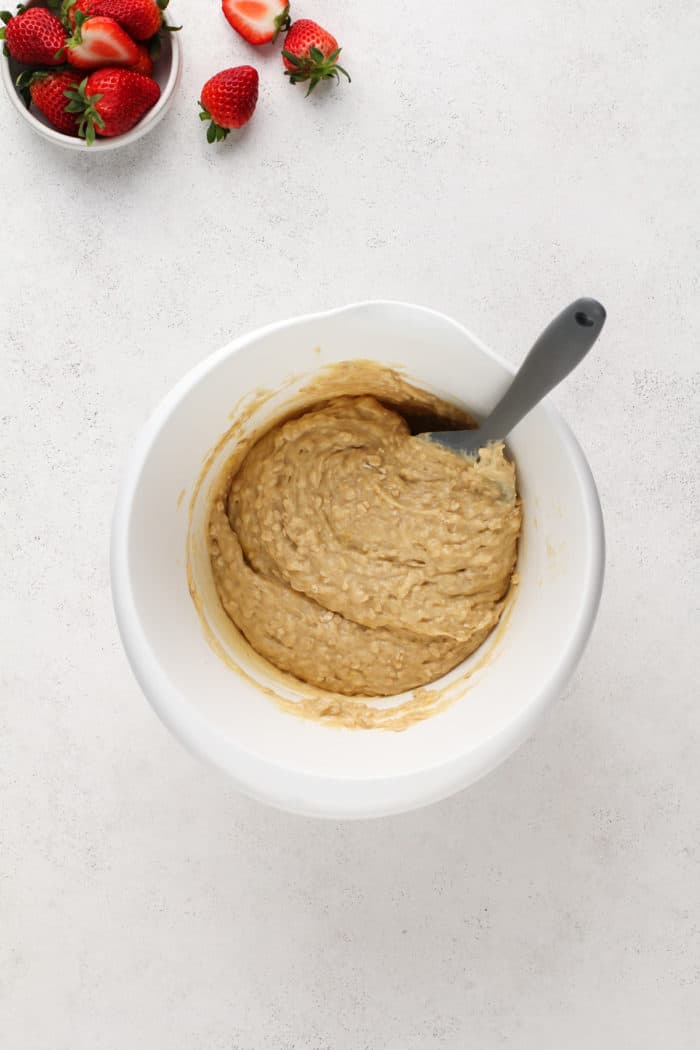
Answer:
xmin=208 ymin=380 xmax=521 ymax=697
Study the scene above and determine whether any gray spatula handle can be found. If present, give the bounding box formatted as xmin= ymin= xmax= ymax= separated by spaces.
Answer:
xmin=474 ymin=297 xmax=606 ymax=446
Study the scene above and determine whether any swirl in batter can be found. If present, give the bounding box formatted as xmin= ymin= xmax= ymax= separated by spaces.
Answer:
xmin=209 ymin=392 xmax=521 ymax=697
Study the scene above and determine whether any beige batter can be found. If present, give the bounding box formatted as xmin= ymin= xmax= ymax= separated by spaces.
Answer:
xmin=208 ymin=379 xmax=522 ymax=698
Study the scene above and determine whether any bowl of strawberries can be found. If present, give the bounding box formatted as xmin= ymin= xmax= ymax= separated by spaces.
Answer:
xmin=1 ymin=0 xmax=181 ymax=149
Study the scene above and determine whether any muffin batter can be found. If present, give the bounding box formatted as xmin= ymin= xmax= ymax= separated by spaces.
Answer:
xmin=209 ymin=392 xmax=521 ymax=697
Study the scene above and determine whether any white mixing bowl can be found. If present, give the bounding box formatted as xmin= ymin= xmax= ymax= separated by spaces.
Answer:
xmin=111 ymin=301 xmax=604 ymax=818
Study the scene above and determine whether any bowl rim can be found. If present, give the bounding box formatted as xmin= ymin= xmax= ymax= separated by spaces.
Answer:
xmin=110 ymin=300 xmax=605 ymax=818
xmin=0 ymin=19 xmax=182 ymax=151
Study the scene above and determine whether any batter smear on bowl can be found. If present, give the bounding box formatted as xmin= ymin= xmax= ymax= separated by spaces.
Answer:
xmin=208 ymin=382 xmax=522 ymax=697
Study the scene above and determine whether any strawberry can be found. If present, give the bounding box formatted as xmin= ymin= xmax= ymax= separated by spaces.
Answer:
xmin=64 ymin=66 xmax=160 ymax=142
xmin=63 ymin=0 xmax=169 ymax=42
xmin=199 ymin=65 xmax=258 ymax=143
xmin=128 ymin=41 xmax=152 ymax=75
xmin=16 ymin=68 xmax=82 ymax=135
xmin=221 ymin=0 xmax=289 ymax=46
xmin=282 ymin=19 xmax=350 ymax=95
xmin=0 ymin=7 xmax=67 ymax=66
xmin=64 ymin=12 xmax=141 ymax=69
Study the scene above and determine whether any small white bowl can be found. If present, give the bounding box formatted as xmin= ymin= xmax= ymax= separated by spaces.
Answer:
xmin=111 ymin=302 xmax=605 ymax=819
xmin=1 ymin=10 xmax=181 ymax=151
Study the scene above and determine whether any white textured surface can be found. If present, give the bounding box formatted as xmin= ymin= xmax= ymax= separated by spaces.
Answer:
xmin=1 ymin=1 xmax=698 ymax=1046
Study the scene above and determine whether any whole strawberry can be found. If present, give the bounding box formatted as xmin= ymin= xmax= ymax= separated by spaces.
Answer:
xmin=282 ymin=19 xmax=350 ymax=95
xmin=63 ymin=0 xmax=170 ymax=42
xmin=0 ymin=7 xmax=67 ymax=66
xmin=222 ymin=0 xmax=289 ymax=46
xmin=199 ymin=66 xmax=258 ymax=143
xmin=16 ymin=68 xmax=83 ymax=135
xmin=64 ymin=66 xmax=160 ymax=143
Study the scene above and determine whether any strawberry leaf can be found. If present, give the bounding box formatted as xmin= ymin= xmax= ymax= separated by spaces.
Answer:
xmin=147 ymin=32 xmax=161 ymax=60
xmin=15 ymin=68 xmax=38 ymax=88
xmin=199 ymin=103 xmax=230 ymax=145
xmin=64 ymin=75 xmax=103 ymax=146
xmin=283 ymin=44 xmax=350 ymax=95
xmin=281 ymin=49 xmax=303 ymax=69
xmin=65 ymin=8 xmax=89 ymax=46
xmin=60 ymin=0 xmax=77 ymax=27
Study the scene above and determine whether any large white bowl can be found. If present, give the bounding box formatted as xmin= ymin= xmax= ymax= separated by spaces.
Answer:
xmin=111 ymin=302 xmax=605 ymax=819
xmin=1 ymin=10 xmax=181 ymax=152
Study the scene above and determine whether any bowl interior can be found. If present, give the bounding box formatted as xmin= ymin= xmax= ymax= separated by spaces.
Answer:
xmin=113 ymin=303 xmax=603 ymax=814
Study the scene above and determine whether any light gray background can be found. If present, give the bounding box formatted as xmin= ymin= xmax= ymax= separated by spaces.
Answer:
xmin=2 ymin=1 xmax=698 ymax=1047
